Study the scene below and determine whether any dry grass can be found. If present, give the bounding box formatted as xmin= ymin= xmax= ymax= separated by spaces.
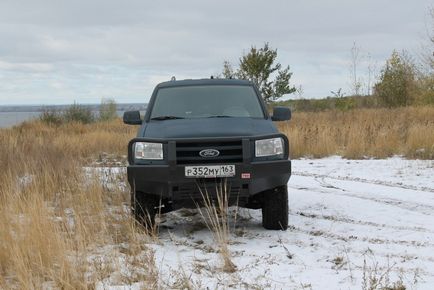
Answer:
xmin=278 ymin=106 xmax=434 ymax=159
xmin=196 ymin=181 xmax=237 ymax=273
xmin=13 ymin=119 xmax=136 ymax=161
xmin=0 ymin=106 xmax=432 ymax=287
xmin=0 ymin=119 xmax=156 ymax=289
xmin=361 ymin=251 xmax=407 ymax=290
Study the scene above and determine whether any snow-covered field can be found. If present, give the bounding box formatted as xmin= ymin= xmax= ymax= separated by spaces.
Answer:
xmin=97 ymin=157 xmax=434 ymax=289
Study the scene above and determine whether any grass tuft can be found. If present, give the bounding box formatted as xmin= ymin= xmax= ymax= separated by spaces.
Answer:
xmin=196 ymin=181 xmax=237 ymax=273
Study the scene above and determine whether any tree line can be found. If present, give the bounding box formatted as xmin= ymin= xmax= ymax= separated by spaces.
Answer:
xmin=222 ymin=8 xmax=434 ymax=110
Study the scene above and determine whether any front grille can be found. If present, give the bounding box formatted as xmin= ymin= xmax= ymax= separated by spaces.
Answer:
xmin=176 ymin=140 xmax=243 ymax=165
xmin=172 ymin=179 xmax=248 ymax=201
xmin=174 ymin=184 xmax=241 ymax=199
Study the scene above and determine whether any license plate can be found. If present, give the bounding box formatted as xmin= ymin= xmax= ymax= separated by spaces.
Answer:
xmin=185 ymin=165 xmax=235 ymax=178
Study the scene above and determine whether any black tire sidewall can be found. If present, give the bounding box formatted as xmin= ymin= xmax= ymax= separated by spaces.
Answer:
xmin=131 ymin=191 xmax=157 ymax=228
xmin=262 ymin=185 xmax=289 ymax=230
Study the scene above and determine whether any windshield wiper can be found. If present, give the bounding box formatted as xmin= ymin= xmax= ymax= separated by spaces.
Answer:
xmin=207 ymin=115 xmax=233 ymax=118
xmin=150 ymin=115 xmax=185 ymax=120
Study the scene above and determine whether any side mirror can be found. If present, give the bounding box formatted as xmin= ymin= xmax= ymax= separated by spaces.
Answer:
xmin=271 ymin=106 xmax=291 ymax=121
xmin=123 ymin=111 xmax=142 ymax=125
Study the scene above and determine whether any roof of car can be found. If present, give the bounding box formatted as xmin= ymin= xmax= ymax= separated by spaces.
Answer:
xmin=156 ymin=78 xmax=253 ymax=88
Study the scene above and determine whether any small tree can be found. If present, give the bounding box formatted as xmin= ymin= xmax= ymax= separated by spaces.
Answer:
xmin=421 ymin=7 xmax=434 ymax=70
xmin=39 ymin=108 xmax=63 ymax=125
xmin=63 ymin=103 xmax=94 ymax=124
xmin=430 ymin=8 xmax=434 ymax=69
xmin=222 ymin=61 xmax=235 ymax=79
xmin=374 ymin=50 xmax=416 ymax=107
xmin=349 ymin=42 xmax=363 ymax=96
xmin=99 ymin=98 xmax=117 ymax=121
xmin=223 ymin=43 xmax=296 ymax=103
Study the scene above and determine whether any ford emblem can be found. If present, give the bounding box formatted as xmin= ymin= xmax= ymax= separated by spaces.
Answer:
xmin=199 ymin=149 xmax=220 ymax=158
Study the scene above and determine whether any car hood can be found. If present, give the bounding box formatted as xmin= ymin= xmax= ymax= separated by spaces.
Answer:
xmin=141 ymin=117 xmax=278 ymax=139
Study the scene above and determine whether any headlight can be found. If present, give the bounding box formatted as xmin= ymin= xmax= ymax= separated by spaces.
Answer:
xmin=134 ymin=142 xmax=163 ymax=160
xmin=255 ymin=137 xmax=284 ymax=157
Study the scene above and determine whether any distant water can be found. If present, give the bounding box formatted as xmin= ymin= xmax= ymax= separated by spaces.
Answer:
xmin=0 ymin=111 xmax=127 ymax=128
xmin=0 ymin=112 xmax=42 ymax=128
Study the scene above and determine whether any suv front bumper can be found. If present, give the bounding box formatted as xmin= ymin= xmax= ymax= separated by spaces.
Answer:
xmin=127 ymin=135 xmax=291 ymax=208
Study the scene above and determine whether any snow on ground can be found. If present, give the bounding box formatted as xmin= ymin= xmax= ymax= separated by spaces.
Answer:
xmin=98 ymin=157 xmax=434 ymax=289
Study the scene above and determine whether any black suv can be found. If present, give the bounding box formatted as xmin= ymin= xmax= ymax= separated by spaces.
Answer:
xmin=123 ymin=78 xmax=291 ymax=230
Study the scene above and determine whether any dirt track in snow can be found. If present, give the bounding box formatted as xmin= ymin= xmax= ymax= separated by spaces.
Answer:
xmin=94 ymin=157 xmax=434 ymax=289
xmin=143 ymin=158 xmax=434 ymax=289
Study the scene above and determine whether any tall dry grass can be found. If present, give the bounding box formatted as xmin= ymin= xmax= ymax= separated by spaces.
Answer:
xmin=196 ymin=182 xmax=237 ymax=273
xmin=0 ymin=119 xmax=156 ymax=289
xmin=278 ymin=106 xmax=434 ymax=159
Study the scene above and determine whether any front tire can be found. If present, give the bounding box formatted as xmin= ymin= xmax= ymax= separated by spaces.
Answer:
xmin=262 ymin=185 xmax=289 ymax=230
xmin=131 ymin=191 xmax=158 ymax=231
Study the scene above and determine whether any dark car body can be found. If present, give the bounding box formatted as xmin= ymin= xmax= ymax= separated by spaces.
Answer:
xmin=124 ymin=78 xmax=291 ymax=229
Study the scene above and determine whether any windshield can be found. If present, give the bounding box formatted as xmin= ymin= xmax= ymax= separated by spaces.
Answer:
xmin=150 ymin=85 xmax=265 ymax=119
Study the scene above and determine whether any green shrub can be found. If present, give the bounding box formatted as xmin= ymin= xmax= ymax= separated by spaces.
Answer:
xmin=63 ymin=103 xmax=94 ymax=124
xmin=374 ymin=51 xmax=416 ymax=107
xmin=335 ymin=97 xmax=356 ymax=112
xmin=99 ymin=98 xmax=117 ymax=121
xmin=414 ymin=75 xmax=434 ymax=105
xmin=39 ymin=109 xmax=63 ymax=125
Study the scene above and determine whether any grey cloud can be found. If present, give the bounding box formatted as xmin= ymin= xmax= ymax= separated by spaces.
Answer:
xmin=0 ymin=0 xmax=432 ymax=104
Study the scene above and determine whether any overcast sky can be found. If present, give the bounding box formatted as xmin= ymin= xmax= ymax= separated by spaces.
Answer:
xmin=0 ymin=0 xmax=432 ymax=105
